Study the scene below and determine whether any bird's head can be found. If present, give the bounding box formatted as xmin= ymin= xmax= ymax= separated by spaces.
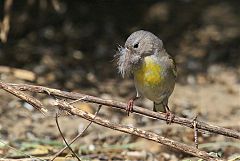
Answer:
xmin=115 ymin=30 xmax=163 ymax=78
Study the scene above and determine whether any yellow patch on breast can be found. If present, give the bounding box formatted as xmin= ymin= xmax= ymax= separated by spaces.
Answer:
xmin=134 ymin=57 xmax=162 ymax=86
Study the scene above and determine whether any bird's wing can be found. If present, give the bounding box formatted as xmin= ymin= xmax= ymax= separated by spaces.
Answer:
xmin=168 ymin=55 xmax=177 ymax=78
xmin=157 ymin=49 xmax=177 ymax=78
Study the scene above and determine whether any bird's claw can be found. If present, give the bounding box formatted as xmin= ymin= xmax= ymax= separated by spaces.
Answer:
xmin=126 ymin=99 xmax=134 ymax=116
xmin=165 ymin=111 xmax=175 ymax=124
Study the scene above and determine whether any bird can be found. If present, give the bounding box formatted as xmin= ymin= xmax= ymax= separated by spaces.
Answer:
xmin=115 ymin=30 xmax=177 ymax=123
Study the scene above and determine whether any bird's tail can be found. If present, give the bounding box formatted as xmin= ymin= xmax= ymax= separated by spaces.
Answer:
xmin=153 ymin=102 xmax=166 ymax=112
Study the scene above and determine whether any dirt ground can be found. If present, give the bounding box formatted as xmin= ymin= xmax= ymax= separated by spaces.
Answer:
xmin=0 ymin=1 xmax=240 ymax=160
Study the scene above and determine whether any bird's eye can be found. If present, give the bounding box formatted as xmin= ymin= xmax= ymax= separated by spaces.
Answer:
xmin=133 ymin=43 xmax=139 ymax=48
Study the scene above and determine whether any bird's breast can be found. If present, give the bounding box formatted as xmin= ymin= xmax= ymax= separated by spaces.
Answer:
xmin=134 ymin=56 xmax=162 ymax=87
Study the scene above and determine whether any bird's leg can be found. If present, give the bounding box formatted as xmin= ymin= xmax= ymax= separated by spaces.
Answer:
xmin=153 ymin=102 xmax=158 ymax=112
xmin=164 ymin=104 xmax=175 ymax=124
xmin=126 ymin=95 xmax=140 ymax=116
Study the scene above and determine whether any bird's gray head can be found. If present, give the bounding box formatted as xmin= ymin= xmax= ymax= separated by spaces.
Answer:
xmin=115 ymin=30 xmax=164 ymax=78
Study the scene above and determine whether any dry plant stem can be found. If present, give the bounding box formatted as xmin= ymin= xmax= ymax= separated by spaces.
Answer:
xmin=193 ymin=116 xmax=199 ymax=149
xmin=55 ymin=100 xmax=219 ymax=160
xmin=7 ymin=83 xmax=240 ymax=140
xmin=51 ymin=105 xmax=102 ymax=161
xmin=0 ymin=81 xmax=47 ymax=114
xmin=55 ymin=113 xmax=81 ymax=161
xmin=0 ymin=0 xmax=12 ymax=43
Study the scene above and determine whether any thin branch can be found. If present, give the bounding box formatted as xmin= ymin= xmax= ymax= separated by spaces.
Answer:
xmin=193 ymin=116 xmax=199 ymax=149
xmin=0 ymin=81 xmax=47 ymax=114
xmin=54 ymin=99 xmax=220 ymax=160
xmin=55 ymin=112 xmax=81 ymax=161
xmin=51 ymin=105 xmax=102 ymax=161
xmin=6 ymin=83 xmax=240 ymax=140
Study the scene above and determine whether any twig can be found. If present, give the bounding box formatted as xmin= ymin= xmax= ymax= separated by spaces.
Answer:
xmin=0 ymin=0 xmax=12 ymax=43
xmin=54 ymin=99 xmax=220 ymax=160
xmin=55 ymin=112 xmax=81 ymax=161
xmin=51 ymin=105 xmax=102 ymax=161
xmin=69 ymin=96 xmax=88 ymax=104
xmin=6 ymin=83 xmax=240 ymax=140
xmin=0 ymin=81 xmax=47 ymax=114
xmin=193 ymin=116 xmax=199 ymax=149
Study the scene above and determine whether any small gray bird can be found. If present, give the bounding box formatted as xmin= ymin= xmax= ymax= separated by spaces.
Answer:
xmin=116 ymin=30 xmax=177 ymax=121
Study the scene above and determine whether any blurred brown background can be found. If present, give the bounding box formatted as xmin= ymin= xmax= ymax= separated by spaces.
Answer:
xmin=0 ymin=1 xmax=240 ymax=160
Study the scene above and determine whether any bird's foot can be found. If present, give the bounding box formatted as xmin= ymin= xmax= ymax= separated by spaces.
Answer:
xmin=165 ymin=110 xmax=175 ymax=124
xmin=126 ymin=95 xmax=140 ymax=116
xmin=126 ymin=99 xmax=134 ymax=116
